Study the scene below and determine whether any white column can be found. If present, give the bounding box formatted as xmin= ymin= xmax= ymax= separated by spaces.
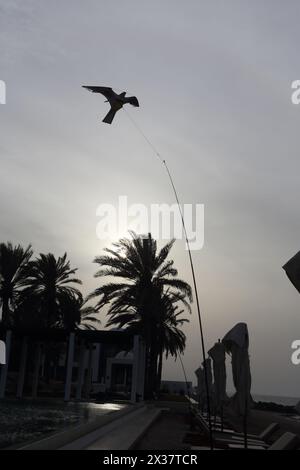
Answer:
xmin=105 ymin=358 xmax=113 ymax=391
xmin=92 ymin=343 xmax=100 ymax=382
xmin=131 ymin=335 xmax=140 ymax=403
xmin=0 ymin=330 xmax=12 ymax=398
xmin=76 ymin=340 xmax=86 ymax=400
xmin=84 ymin=343 xmax=93 ymax=399
xmin=16 ymin=336 xmax=28 ymax=399
xmin=64 ymin=332 xmax=75 ymax=402
xmin=32 ymin=342 xmax=42 ymax=398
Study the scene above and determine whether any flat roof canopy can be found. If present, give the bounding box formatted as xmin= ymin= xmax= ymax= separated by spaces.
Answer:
xmin=0 ymin=326 xmax=133 ymax=346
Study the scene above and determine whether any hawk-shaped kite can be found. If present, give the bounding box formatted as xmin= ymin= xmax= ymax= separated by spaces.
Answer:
xmin=82 ymin=86 xmax=139 ymax=124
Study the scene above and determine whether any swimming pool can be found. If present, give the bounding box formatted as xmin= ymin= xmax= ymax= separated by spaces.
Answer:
xmin=0 ymin=399 xmax=126 ymax=449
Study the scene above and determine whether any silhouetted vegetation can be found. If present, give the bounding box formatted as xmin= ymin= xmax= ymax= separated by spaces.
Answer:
xmin=0 ymin=244 xmax=99 ymax=330
xmin=0 ymin=234 xmax=191 ymax=398
xmin=89 ymin=232 xmax=192 ymax=398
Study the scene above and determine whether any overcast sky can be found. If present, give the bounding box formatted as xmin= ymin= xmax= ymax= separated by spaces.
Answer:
xmin=1 ymin=0 xmax=300 ymax=397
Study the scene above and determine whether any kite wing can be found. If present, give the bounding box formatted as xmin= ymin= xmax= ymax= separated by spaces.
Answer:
xmin=82 ymin=86 xmax=115 ymax=103
xmin=124 ymin=96 xmax=139 ymax=107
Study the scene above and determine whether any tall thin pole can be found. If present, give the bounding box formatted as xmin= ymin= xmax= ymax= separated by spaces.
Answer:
xmin=164 ymin=162 xmax=213 ymax=449
xmin=178 ymin=353 xmax=191 ymax=400
xmin=124 ymin=109 xmax=214 ymax=449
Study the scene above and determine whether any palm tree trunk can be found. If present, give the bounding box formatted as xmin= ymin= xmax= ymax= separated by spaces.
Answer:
xmin=148 ymin=327 xmax=159 ymax=398
xmin=144 ymin=342 xmax=152 ymax=399
xmin=144 ymin=324 xmax=156 ymax=399
xmin=1 ymin=298 xmax=10 ymax=326
xmin=156 ymin=348 xmax=163 ymax=392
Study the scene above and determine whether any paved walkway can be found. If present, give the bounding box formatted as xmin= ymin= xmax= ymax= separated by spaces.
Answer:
xmin=134 ymin=409 xmax=191 ymax=450
xmin=60 ymin=405 xmax=161 ymax=450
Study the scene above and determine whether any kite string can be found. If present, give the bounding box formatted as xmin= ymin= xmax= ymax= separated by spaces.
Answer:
xmin=123 ymin=108 xmax=164 ymax=164
xmin=123 ymin=108 xmax=213 ymax=450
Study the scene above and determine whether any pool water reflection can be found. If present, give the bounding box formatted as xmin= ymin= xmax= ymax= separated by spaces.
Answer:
xmin=0 ymin=400 xmax=126 ymax=449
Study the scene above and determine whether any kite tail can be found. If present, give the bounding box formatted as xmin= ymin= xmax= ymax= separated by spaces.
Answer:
xmin=103 ymin=108 xmax=117 ymax=124
xmin=123 ymin=107 xmax=214 ymax=450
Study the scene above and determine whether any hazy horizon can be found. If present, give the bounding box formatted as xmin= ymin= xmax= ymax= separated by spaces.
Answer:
xmin=1 ymin=0 xmax=300 ymax=398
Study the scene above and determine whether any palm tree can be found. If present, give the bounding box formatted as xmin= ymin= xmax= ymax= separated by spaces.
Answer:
xmin=89 ymin=232 xmax=192 ymax=397
xmin=25 ymin=252 xmax=82 ymax=328
xmin=156 ymin=292 xmax=190 ymax=391
xmin=21 ymin=253 xmax=83 ymax=387
xmin=0 ymin=242 xmax=33 ymax=326
xmin=107 ymin=289 xmax=190 ymax=392
xmin=59 ymin=291 xmax=101 ymax=331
